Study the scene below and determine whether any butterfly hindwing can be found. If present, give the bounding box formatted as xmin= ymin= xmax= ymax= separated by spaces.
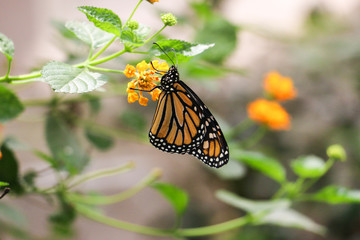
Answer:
xmin=149 ymin=82 xmax=206 ymax=154
xmin=178 ymin=81 xmax=229 ymax=168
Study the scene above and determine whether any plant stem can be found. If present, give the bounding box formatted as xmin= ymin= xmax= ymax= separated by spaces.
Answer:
xmin=90 ymin=36 xmax=117 ymax=61
xmin=226 ymin=118 xmax=254 ymax=140
xmin=4 ymin=59 xmax=12 ymax=80
xmin=144 ymin=25 xmax=166 ymax=44
xmin=0 ymin=71 xmax=41 ymax=82
xmin=242 ymin=125 xmax=267 ymax=148
xmin=76 ymin=203 xmax=250 ymax=237
xmin=87 ymin=65 xmax=124 ymax=74
xmin=67 ymin=168 xmax=162 ymax=205
xmin=67 ymin=162 xmax=136 ymax=189
xmin=123 ymin=0 xmax=144 ymax=30
xmin=89 ymin=48 xmax=127 ymax=66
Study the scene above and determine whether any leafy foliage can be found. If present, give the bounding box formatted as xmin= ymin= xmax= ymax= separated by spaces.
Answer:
xmin=150 ymin=39 xmax=215 ymax=64
xmin=78 ymin=6 xmax=122 ymax=36
xmin=0 ymin=85 xmax=24 ymax=123
xmin=45 ymin=112 xmax=89 ymax=175
xmin=0 ymin=32 xmax=14 ymax=60
xmin=42 ymin=61 xmax=108 ymax=93
xmin=65 ymin=21 xmax=115 ymax=49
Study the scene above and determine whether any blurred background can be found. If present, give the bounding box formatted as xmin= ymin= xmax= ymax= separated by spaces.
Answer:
xmin=1 ymin=0 xmax=360 ymax=239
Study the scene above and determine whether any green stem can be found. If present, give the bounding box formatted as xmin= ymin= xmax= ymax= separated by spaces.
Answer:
xmin=144 ymin=25 xmax=166 ymax=44
xmin=90 ymin=36 xmax=117 ymax=61
xmin=67 ymin=162 xmax=135 ymax=189
xmin=123 ymin=0 xmax=144 ymax=30
xmin=67 ymin=168 xmax=162 ymax=205
xmin=242 ymin=125 xmax=267 ymax=148
xmin=87 ymin=65 xmax=124 ymax=74
xmin=76 ymin=203 xmax=250 ymax=237
xmin=0 ymin=71 xmax=41 ymax=82
xmin=4 ymin=59 xmax=12 ymax=80
xmin=226 ymin=118 xmax=254 ymax=140
xmin=89 ymin=48 xmax=127 ymax=66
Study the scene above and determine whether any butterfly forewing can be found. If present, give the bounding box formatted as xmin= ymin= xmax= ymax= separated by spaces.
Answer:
xmin=149 ymin=83 xmax=206 ymax=154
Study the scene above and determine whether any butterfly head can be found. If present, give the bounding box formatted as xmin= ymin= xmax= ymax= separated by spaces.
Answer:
xmin=160 ymin=65 xmax=179 ymax=92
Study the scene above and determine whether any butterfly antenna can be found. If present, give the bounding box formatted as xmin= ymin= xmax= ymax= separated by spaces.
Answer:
xmin=171 ymin=48 xmax=178 ymax=68
xmin=153 ymin=42 xmax=176 ymax=66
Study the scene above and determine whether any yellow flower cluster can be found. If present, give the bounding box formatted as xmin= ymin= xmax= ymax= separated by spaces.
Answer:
xmin=247 ymin=71 xmax=296 ymax=131
xmin=124 ymin=60 xmax=169 ymax=106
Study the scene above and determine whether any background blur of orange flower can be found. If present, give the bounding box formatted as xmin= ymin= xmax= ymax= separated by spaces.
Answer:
xmin=147 ymin=0 xmax=159 ymax=3
xmin=247 ymin=99 xmax=291 ymax=130
xmin=264 ymin=71 xmax=297 ymax=101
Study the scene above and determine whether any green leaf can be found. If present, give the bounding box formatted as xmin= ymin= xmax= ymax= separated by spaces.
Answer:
xmin=119 ymin=110 xmax=147 ymax=134
xmin=233 ymin=150 xmax=286 ymax=183
xmin=291 ymin=155 xmax=326 ymax=178
xmin=33 ymin=150 xmax=59 ymax=169
xmin=85 ymin=127 xmax=114 ymax=151
xmin=216 ymin=190 xmax=325 ymax=235
xmin=195 ymin=16 xmax=237 ymax=64
xmin=0 ymin=203 xmax=27 ymax=227
xmin=65 ymin=21 xmax=115 ymax=49
xmin=151 ymin=39 xmax=215 ymax=64
xmin=121 ymin=24 xmax=151 ymax=46
xmin=211 ymin=160 xmax=246 ymax=180
xmin=152 ymin=182 xmax=188 ymax=217
xmin=50 ymin=193 xmax=76 ymax=237
xmin=309 ymin=185 xmax=360 ymax=204
xmin=78 ymin=6 xmax=121 ymax=36
xmin=258 ymin=207 xmax=326 ymax=236
xmin=46 ymin=112 xmax=89 ymax=175
xmin=216 ymin=190 xmax=290 ymax=214
xmin=82 ymin=94 xmax=101 ymax=115
xmin=0 ymin=32 xmax=14 ymax=60
xmin=41 ymin=61 xmax=108 ymax=93
xmin=0 ymin=142 xmax=24 ymax=194
xmin=0 ymin=182 xmax=9 ymax=187
xmin=0 ymin=85 xmax=24 ymax=123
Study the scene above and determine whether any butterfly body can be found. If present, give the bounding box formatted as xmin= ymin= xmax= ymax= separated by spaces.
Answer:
xmin=148 ymin=64 xmax=229 ymax=168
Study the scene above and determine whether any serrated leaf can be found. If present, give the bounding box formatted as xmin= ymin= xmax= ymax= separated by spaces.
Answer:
xmin=85 ymin=127 xmax=114 ymax=151
xmin=232 ymin=149 xmax=286 ymax=183
xmin=152 ymin=182 xmax=188 ymax=217
xmin=65 ymin=21 xmax=115 ymax=49
xmin=0 ymin=142 xmax=23 ymax=194
xmin=151 ymin=39 xmax=215 ymax=64
xmin=216 ymin=190 xmax=290 ymax=214
xmin=46 ymin=112 xmax=89 ymax=175
xmin=291 ymin=155 xmax=326 ymax=178
xmin=309 ymin=185 xmax=360 ymax=204
xmin=0 ymin=182 xmax=9 ymax=187
xmin=0 ymin=85 xmax=24 ymax=123
xmin=42 ymin=62 xmax=107 ymax=93
xmin=0 ymin=32 xmax=14 ymax=60
xmin=258 ymin=208 xmax=326 ymax=235
xmin=78 ymin=6 xmax=121 ymax=36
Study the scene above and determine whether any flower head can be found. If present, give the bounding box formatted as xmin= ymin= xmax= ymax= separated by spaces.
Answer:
xmin=124 ymin=60 xmax=169 ymax=106
xmin=327 ymin=144 xmax=346 ymax=161
xmin=264 ymin=71 xmax=297 ymax=101
xmin=147 ymin=0 xmax=159 ymax=3
xmin=127 ymin=20 xmax=139 ymax=30
xmin=161 ymin=13 xmax=177 ymax=26
xmin=247 ymin=99 xmax=291 ymax=130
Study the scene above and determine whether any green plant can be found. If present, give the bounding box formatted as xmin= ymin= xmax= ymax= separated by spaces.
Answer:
xmin=0 ymin=1 xmax=359 ymax=239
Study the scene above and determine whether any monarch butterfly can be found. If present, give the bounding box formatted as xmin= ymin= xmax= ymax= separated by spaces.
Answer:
xmin=137 ymin=44 xmax=229 ymax=168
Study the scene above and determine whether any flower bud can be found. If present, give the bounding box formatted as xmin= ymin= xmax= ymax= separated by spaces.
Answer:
xmin=326 ymin=144 xmax=346 ymax=161
xmin=161 ymin=13 xmax=177 ymax=26
xmin=127 ymin=20 xmax=139 ymax=30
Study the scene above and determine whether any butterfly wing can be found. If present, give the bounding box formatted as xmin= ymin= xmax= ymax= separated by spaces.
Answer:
xmin=178 ymin=81 xmax=229 ymax=168
xmin=149 ymin=82 xmax=206 ymax=154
